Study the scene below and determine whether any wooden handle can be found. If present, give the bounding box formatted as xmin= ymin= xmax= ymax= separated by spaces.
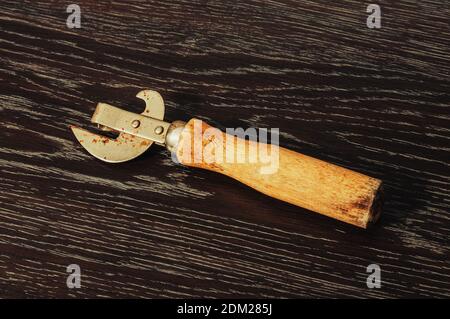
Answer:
xmin=175 ymin=119 xmax=383 ymax=228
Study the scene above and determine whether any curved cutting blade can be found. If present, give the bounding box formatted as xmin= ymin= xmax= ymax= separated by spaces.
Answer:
xmin=70 ymin=126 xmax=152 ymax=163
xmin=71 ymin=90 xmax=165 ymax=163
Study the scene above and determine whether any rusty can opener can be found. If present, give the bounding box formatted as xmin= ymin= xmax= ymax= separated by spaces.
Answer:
xmin=71 ymin=90 xmax=383 ymax=228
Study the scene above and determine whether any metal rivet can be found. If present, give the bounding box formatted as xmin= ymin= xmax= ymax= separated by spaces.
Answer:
xmin=154 ymin=126 xmax=164 ymax=135
xmin=131 ymin=120 xmax=140 ymax=128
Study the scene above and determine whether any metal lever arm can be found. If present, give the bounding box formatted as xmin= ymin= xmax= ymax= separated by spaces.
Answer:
xmin=92 ymin=103 xmax=171 ymax=145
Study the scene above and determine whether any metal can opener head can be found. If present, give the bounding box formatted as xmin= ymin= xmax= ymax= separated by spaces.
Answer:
xmin=70 ymin=90 xmax=185 ymax=163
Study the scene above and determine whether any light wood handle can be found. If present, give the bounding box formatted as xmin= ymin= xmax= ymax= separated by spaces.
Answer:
xmin=175 ymin=119 xmax=383 ymax=228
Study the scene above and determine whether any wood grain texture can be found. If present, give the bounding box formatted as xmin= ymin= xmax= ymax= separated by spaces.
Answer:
xmin=176 ymin=119 xmax=383 ymax=228
xmin=0 ymin=0 xmax=449 ymax=298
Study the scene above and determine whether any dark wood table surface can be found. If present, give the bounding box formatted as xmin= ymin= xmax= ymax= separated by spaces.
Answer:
xmin=0 ymin=0 xmax=449 ymax=298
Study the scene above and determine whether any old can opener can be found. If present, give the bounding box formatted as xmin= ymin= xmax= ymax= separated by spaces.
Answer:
xmin=71 ymin=90 xmax=383 ymax=228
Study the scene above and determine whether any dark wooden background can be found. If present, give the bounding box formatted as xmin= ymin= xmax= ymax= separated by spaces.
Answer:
xmin=0 ymin=0 xmax=449 ymax=298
